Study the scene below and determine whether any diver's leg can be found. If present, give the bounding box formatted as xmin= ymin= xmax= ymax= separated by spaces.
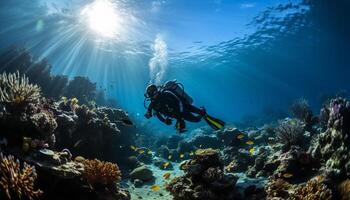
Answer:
xmin=184 ymin=104 xmax=206 ymax=116
xmin=175 ymin=118 xmax=187 ymax=133
xmin=183 ymin=111 xmax=202 ymax=122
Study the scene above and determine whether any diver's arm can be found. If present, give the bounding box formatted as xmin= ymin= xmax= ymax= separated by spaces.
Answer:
xmin=144 ymin=102 xmax=154 ymax=119
xmin=155 ymin=112 xmax=167 ymax=123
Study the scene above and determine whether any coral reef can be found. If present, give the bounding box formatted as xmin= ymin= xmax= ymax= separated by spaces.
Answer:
xmin=292 ymin=176 xmax=332 ymax=200
xmin=0 ymin=71 xmax=41 ymax=109
xmin=265 ymin=177 xmax=293 ymax=199
xmin=83 ymin=159 xmax=122 ymax=187
xmin=0 ymin=153 xmax=43 ymax=200
xmin=310 ymin=97 xmax=350 ymax=177
xmin=166 ymin=148 xmax=238 ymax=200
xmin=338 ymin=179 xmax=350 ymax=200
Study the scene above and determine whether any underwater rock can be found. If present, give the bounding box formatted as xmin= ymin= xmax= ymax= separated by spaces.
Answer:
xmin=167 ymin=135 xmax=184 ymax=149
xmin=166 ymin=148 xmax=238 ymax=200
xmin=129 ymin=165 xmax=154 ymax=182
xmin=156 ymin=145 xmax=170 ymax=159
xmin=217 ymin=127 xmax=241 ymax=146
xmin=126 ymin=156 xmax=140 ymax=169
xmin=133 ymin=179 xmax=143 ymax=187
xmin=187 ymin=133 xmax=223 ymax=149
xmin=177 ymin=140 xmax=195 ymax=154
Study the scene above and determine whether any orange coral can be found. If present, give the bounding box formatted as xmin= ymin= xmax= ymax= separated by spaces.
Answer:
xmin=338 ymin=179 xmax=350 ymax=200
xmin=265 ymin=178 xmax=293 ymax=199
xmin=291 ymin=176 xmax=332 ymax=200
xmin=83 ymin=159 xmax=121 ymax=186
xmin=0 ymin=153 xmax=43 ymax=200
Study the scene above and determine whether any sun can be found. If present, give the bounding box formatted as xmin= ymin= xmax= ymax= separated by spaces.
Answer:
xmin=81 ymin=0 xmax=121 ymax=38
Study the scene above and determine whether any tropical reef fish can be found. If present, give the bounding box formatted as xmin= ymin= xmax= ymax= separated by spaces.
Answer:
xmin=163 ymin=162 xmax=170 ymax=169
xmin=237 ymin=134 xmax=245 ymax=139
xmin=283 ymin=173 xmax=293 ymax=178
xmin=180 ymin=154 xmax=184 ymax=159
xmin=168 ymin=155 xmax=172 ymax=160
xmin=163 ymin=172 xmax=171 ymax=179
xmin=150 ymin=185 xmax=161 ymax=191
xmin=249 ymin=148 xmax=255 ymax=155
xmin=246 ymin=140 xmax=254 ymax=145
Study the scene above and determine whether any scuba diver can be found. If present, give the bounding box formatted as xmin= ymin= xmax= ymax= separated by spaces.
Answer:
xmin=144 ymin=80 xmax=225 ymax=133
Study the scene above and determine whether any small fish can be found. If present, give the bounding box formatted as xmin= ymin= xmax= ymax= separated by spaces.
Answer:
xmin=283 ymin=173 xmax=293 ymax=178
xmin=189 ymin=152 xmax=194 ymax=156
xmin=163 ymin=172 xmax=171 ymax=179
xmin=163 ymin=162 xmax=170 ymax=169
xmin=168 ymin=155 xmax=172 ymax=160
xmin=199 ymin=144 xmax=203 ymax=148
xmin=249 ymin=148 xmax=255 ymax=155
xmin=130 ymin=145 xmax=137 ymax=151
xmin=147 ymin=150 xmax=152 ymax=155
xmin=237 ymin=134 xmax=245 ymax=139
xmin=246 ymin=140 xmax=254 ymax=145
xmin=180 ymin=154 xmax=184 ymax=159
xmin=150 ymin=185 xmax=161 ymax=191
xmin=73 ymin=139 xmax=84 ymax=148
xmin=138 ymin=149 xmax=145 ymax=154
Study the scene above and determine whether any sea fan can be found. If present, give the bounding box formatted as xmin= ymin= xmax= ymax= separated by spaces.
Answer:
xmin=276 ymin=119 xmax=305 ymax=149
xmin=290 ymin=98 xmax=313 ymax=124
xmin=0 ymin=71 xmax=41 ymax=106
xmin=0 ymin=153 xmax=43 ymax=200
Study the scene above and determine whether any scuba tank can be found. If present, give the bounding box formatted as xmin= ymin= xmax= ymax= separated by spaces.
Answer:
xmin=162 ymin=80 xmax=193 ymax=104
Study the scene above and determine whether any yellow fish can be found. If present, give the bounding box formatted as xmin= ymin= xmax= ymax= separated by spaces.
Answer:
xmin=189 ymin=152 xmax=194 ymax=156
xmin=237 ymin=134 xmax=245 ymax=139
xmin=283 ymin=173 xmax=293 ymax=178
xmin=168 ymin=155 xmax=172 ymax=160
xmin=249 ymin=148 xmax=255 ymax=155
xmin=180 ymin=154 xmax=184 ymax=159
xmin=147 ymin=150 xmax=152 ymax=155
xmin=163 ymin=162 xmax=170 ymax=169
xmin=130 ymin=145 xmax=137 ymax=151
xmin=138 ymin=149 xmax=145 ymax=154
xmin=246 ymin=140 xmax=254 ymax=145
xmin=163 ymin=172 xmax=171 ymax=179
xmin=150 ymin=185 xmax=161 ymax=191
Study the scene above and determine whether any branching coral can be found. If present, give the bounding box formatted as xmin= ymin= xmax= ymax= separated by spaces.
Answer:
xmin=83 ymin=159 xmax=122 ymax=186
xmin=265 ymin=178 xmax=293 ymax=199
xmin=0 ymin=71 xmax=41 ymax=106
xmin=338 ymin=179 xmax=350 ymax=200
xmin=291 ymin=176 xmax=332 ymax=200
xmin=276 ymin=119 xmax=305 ymax=150
xmin=0 ymin=153 xmax=43 ymax=200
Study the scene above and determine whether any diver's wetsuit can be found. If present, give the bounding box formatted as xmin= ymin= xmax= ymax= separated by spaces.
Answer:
xmin=147 ymin=90 xmax=203 ymax=125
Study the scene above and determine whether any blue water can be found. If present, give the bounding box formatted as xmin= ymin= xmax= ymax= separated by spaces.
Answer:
xmin=0 ymin=0 xmax=349 ymax=132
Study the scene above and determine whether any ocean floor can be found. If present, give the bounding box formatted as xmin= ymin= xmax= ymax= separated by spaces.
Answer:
xmin=124 ymin=161 xmax=183 ymax=200
xmin=123 ymin=158 xmax=267 ymax=200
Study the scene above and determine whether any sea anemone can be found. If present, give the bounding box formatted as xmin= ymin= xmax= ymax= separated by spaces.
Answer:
xmin=0 ymin=153 xmax=43 ymax=200
xmin=83 ymin=159 xmax=122 ymax=186
xmin=0 ymin=71 xmax=41 ymax=107
xmin=276 ymin=118 xmax=305 ymax=150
